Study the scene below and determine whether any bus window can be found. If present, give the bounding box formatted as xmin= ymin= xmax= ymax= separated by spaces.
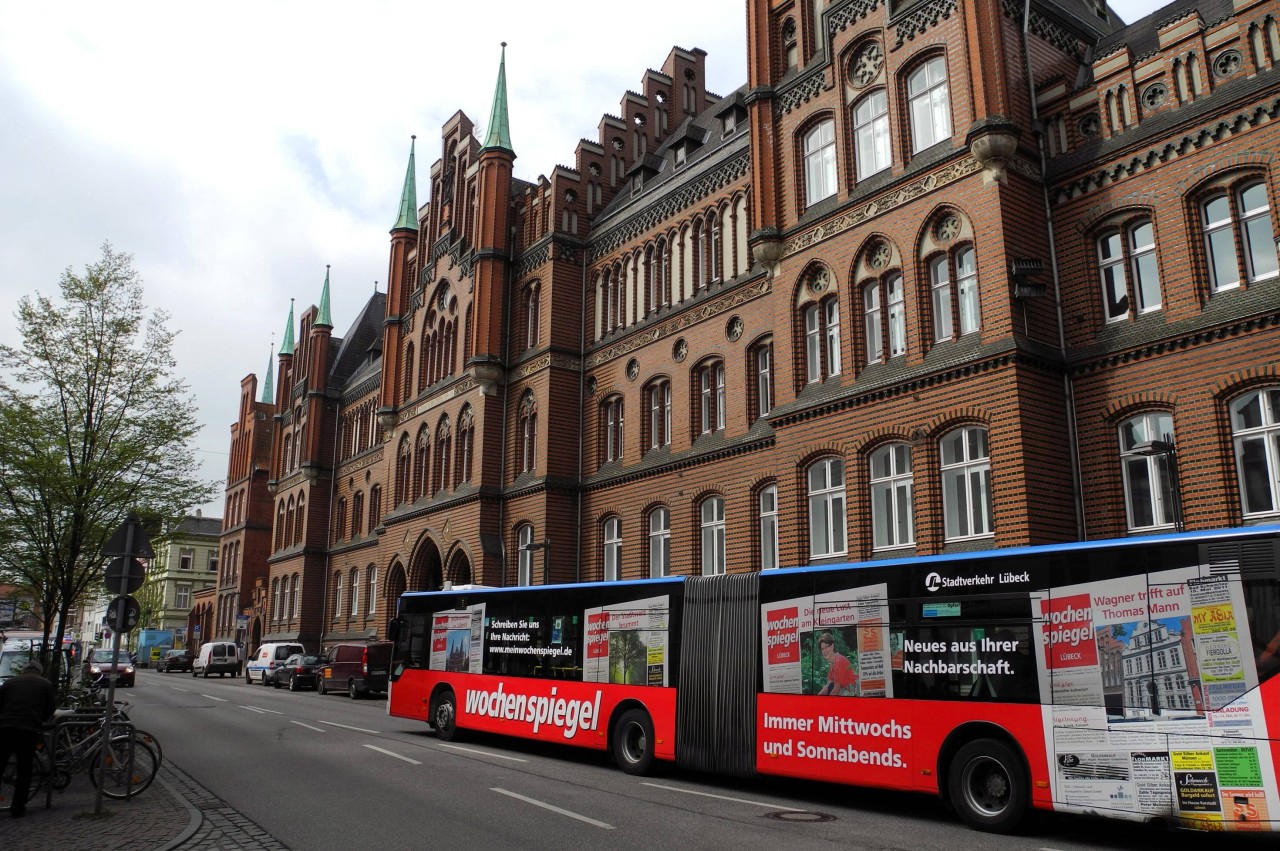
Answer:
xmin=900 ymin=623 xmax=1036 ymax=702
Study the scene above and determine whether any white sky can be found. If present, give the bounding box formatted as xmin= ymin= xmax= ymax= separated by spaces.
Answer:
xmin=0 ymin=0 xmax=1169 ymax=516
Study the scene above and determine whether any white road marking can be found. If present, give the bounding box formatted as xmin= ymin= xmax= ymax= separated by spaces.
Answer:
xmin=200 ymin=694 xmax=228 ymax=702
xmin=491 ymin=788 xmax=614 ymax=829
xmin=641 ymin=782 xmax=806 ymax=812
xmin=171 ymin=687 xmax=190 ymax=692
xmin=240 ymin=705 xmax=283 ymax=715
xmin=363 ymin=744 xmax=421 ymax=765
xmin=289 ymin=720 xmax=326 ymax=733
xmin=317 ymin=720 xmax=380 ymax=734
xmin=435 ymin=742 xmax=528 ymax=762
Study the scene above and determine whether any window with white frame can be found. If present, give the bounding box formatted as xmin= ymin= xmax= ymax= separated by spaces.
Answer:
xmin=603 ymin=396 xmax=625 ymax=462
xmin=759 ymin=484 xmax=779 ymax=570
xmin=350 ymin=567 xmax=360 ymax=616
xmin=1203 ymin=181 xmax=1280 ymax=292
xmin=941 ymin=426 xmax=993 ymax=540
xmin=180 ymin=548 xmax=193 ymax=570
xmin=176 ymin=583 xmax=191 ymax=609
xmin=1119 ymin=412 xmax=1177 ymax=530
xmin=754 ymin=340 xmax=773 ymax=418
xmin=700 ymin=496 xmax=726 ymax=575
xmin=870 ymin=443 xmax=914 ymax=550
xmin=334 ymin=572 xmax=344 ymax=619
xmin=603 ymin=517 xmax=622 ymax=581
xmin=863 ymin=281 xmax=883 ymax=364
xmin=517 ymin=524 xmax=534 ymax=586
xmin=1098 ymin=220 xmax=1161 ymax=322
xmin=698 ymin=360 xmax=726 ymax=434
xmin=647 ymin=380 xmax=672 ymax=448
xmin=808 ymin=457 xmax=847 ymax=558
xmin=887 ymin=274 xmax=905 ymax=358
xmin=1231 ymin=387 xmax=1280 ymax=517
xmin=956 ymin=247 xmax=980 ymax=336
xmin=930 ymin=248 xmax=980 ymax=341
xmin=291 ymin=574 xmax=300 ymax=619
xmin=803 ymin=298 xmax=842 ymax=383
xmin=367 ymin=567 xmax=377 ymax=615
xmin=803 ymin=119 xmax=837 ymax=207
xmin=853 ymin=90 xmax=890 ymax=178
xmin=907 ymin=56 xmax=951 ymax=152
xmin=648 ymin=507 xmax=670 ymax=578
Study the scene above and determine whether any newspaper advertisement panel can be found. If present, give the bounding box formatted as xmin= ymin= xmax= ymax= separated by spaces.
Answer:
xmin=429 ymin=603 xmax=486 ymax=673
xmin=582 ymin=594 xmax=669 ymax=687
xmin=1037 ymin=565 xmax=1276 ymax=830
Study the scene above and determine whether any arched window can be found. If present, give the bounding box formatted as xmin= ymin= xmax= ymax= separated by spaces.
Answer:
xmin=1119 ymin=412 xmax=1177 ymax=531
xmin=708 ymin=212 xmax=721 ymax=283
xmin=335 ymin=498 xmax=347 ymax=542
xmin=602 ymin=517 xmax=623 ymax=581
xmin=907 ymin=56 xmax=951 ymax=152
xmin=350 ymin=567 xmax=360 ymax=616
xmin=435 ymin=417 xmax=452 ymax=493
xmin=395 ymin=434 xmax=411 ymax=505
xmin=870 ymin=443 xmax=914 ymax=550
xmin=414 ymin=427 xmax=429 ymax=501
xmin=752 ymin=338 xmax=774 ymax=419
xmin=863 ymin=274 xmax=905 ymax=363
xmin=1097 ymin=220 xmax=1161 ymax=322
xmin=334 ymin=571 xmax=343 ymax=619
xmin=367 ymin=567 xmax=377 ymax=616
xmin=603 ymin=396 xmax=625 ymax=463
xmin=285 ymin=498 xmax=295 ymax=549
xmin=456 ymin=406 xmax=474 ymax=484
xmin=853 ymin=90 xmax=890 ymax=178
xmin=940 ymin=426 xmax=993 ymax=540
xmin=525 ymin=283 xmax=540 ymax=349
xmin=271 ymin=578 xmax=280 ymax=623
xmin=517 ymin=524 xmax=534 ymax=586
xmin=368 ymin=485 xmax=381 ymax=531
xmin=696 ymin=359 xmax=726 ymax=434
xmin=700 ymin=496 xmax=726 ymax=575
xmin=803 ymin=119 xmax=837 ymax=207
xmin=646 ymin=379 xmax=672 ymax=449
xmin=351 ymin=491 xmax=364 ymax=537
xmin=519 ymin=394 xmax=538 ymax=474
xmin=290 ymin=573 xmax=299 ymax=620
xmin=807 ymin=457 xmax=847 ymax=558
xmin=928 ymin=246 xmax=980 ymax=343
xmin=1230 ymin=387 xmax=1280 ymax=517
xmin=648 ymin=507 xmax=670 ymax=578
xmin=803 ymin=296 xmax=842 ymax=383
xmin=403 ymin=341 xmax=415 ymax=402
xmin=759 ymin=485 xmax=779 ymax=570
xmin=1202 ymin=181 xmax=1279 ymax=291
xmin=295 ymin=493 xmax=305 ymax=547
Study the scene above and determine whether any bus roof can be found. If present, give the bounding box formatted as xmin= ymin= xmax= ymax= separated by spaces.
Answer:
xmin=397 ymin=525 xmax=1280 ymax=599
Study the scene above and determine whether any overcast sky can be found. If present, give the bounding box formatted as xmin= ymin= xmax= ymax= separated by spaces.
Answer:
xmin=0 ymin=0 xmax=1168 ymax=517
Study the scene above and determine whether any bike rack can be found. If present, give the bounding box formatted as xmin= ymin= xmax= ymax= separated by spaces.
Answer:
xmin=41 ymin=711 xmax=138 ymax=809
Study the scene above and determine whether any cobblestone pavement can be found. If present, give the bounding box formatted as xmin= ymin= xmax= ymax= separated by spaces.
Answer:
xmin=3 ymin=759 xmax=289 ymax=851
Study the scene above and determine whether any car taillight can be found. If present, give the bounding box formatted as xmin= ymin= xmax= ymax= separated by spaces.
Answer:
xmin=296 ymin=666 xmax=306 ymax=673
xmin=362 ymin=647 xmax=368 ymax=675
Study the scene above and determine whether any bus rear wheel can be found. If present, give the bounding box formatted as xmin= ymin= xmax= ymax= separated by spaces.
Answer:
xmin=432 ymin=690 xmax=459 ymax=742
xmin=948 ymin=739 xmax=1027 ymax=834
xmin=611 ymin=709 xmax=654 ymax=776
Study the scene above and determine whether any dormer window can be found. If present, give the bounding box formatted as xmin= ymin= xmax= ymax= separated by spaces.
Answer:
xmin=675 ymin=145 xmax=687 ymax=166
xmin=723 ymin=112 xmax=737 ymax=135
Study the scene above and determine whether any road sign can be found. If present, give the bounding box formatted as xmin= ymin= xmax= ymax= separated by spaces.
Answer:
xmin=193 ymin=624 xmax=201 ymax=634
xmin=104 ymin=557 xmax=146 ymax=595
xmin=105 ymin=595 xmax=141 ymax=631
xmin=103 ymin=514 xmax=155 ymax=559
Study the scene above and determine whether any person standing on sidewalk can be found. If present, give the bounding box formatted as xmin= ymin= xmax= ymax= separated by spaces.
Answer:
xmin=0 ymin=660 xmax=57 ymax=817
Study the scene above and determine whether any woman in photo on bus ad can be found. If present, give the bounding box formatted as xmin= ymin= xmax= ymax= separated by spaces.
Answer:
xmin=817 ymin=631 xmax=859 ymax=696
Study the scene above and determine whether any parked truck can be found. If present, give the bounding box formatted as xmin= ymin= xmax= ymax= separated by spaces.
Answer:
xmin=136 ymin=628 xmax=175 ymax=668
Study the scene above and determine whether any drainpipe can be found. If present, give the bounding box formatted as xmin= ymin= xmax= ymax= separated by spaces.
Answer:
xmin=1023 ymin=0 xmax=1086 ymax=539
xmin=576 ymin=243 xmax=588 ymax=584
xmin=321 ymin=399 xmax=339 ymax=649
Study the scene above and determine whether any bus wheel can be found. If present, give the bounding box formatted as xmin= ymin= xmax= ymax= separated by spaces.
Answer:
xmin=948 ymin=739 xmax=1027 ymax=834
xmin=432 ymin=690 xmax=459 ymax=741
xmin=611 ymin=709 xmax=654 ymax=776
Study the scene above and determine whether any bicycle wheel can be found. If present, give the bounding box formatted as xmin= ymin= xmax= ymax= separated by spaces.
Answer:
xmin=0 ymin=748 xmax=48 ymax=812
xmin=131 ymin=729 xmax=163 ymax=768
xmin=90 ymin=735 xmax=159 ymax=799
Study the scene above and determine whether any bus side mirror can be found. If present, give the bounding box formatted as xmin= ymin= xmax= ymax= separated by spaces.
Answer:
xmin=388 ymin=617 xmax=406 ymax=642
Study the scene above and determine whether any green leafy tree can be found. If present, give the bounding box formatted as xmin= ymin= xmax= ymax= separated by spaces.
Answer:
xmin=0 ymin=244 xmax=217 ymax=683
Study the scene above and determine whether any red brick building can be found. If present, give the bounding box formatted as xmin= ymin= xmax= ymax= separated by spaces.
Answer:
xmin=214 ymin=0 xmax=1280 ymax=652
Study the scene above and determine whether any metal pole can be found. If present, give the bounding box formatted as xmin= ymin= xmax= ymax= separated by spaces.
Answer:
xmin=94 ymin=523 xmax=132 ymax=814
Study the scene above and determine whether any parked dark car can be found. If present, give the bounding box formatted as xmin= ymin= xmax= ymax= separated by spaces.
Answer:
xmin=156 ymin=649 xmax=195 ymax=673
xmin=84 ymin=648 xmax=135 ymax=687
xmin=270 ymin=654 xmax=324 ymax=691
xmin=318 ymin=642 xmax=392 ymax=699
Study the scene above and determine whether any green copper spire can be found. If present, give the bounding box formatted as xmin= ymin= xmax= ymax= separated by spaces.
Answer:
xmin=482 ymin=43 xmax=514 ymax=154
xmin=279 ymin=299 xmax=295 ymax=356
xmin=260 ymin=343 xmax=275 ymax=404
xmin=316 ymin=265 xmax=332 ymax=327
xmin=393 ymin=136 xmax=418 ymax=231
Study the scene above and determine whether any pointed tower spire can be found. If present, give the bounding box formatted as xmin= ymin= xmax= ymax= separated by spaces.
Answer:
xmin=279 ymin=299 xmax=295 ymax=356
xmin=316 ymin=265 xmax=333 ymax=328
xmin=393 ymin=136 xmax=418 ymax=231
xmin=482 ymin=43 xmax=514 ymax=154
xmin=260 ymin=342 xmax=275 ymax=404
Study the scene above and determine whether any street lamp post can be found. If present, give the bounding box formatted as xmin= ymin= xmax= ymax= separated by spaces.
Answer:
xmin=522 ymin=539 xmax=552 ymax=585
xmin=1132 ymin=439 xmax=1183 ymax=533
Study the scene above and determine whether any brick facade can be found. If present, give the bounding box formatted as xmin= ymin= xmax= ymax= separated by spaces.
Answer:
xmin=217 ymin=0 xmax=1280 ymax=654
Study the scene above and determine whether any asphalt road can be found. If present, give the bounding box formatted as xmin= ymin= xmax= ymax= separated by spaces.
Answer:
xmin=123 ymin=668 xmax=1275 ymax=850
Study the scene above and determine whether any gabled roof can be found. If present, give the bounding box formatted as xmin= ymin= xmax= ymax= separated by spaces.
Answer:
xmin=328 ymin=290 xmax=387 ymax=388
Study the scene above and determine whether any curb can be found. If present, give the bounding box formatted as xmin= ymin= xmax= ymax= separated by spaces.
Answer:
xmin=153 ymin=769 xmax=202 ymax=851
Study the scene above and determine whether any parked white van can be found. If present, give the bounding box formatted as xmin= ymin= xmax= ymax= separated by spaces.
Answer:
xmin=246 ymin=642 xmax=305 ymax=685
xmin=193 ymin=641 xmax=242 ymax=678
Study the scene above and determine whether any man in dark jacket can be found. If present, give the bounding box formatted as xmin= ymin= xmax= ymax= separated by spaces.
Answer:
xmin=0 ymin=660 xmax=57 ymax=817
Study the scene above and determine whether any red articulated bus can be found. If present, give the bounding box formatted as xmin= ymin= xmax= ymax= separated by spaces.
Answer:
xmin=388 ymin=525 xmax=1280 ymax=833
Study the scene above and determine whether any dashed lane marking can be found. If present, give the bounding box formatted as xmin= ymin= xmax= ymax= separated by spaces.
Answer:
xmin=289 ymin=720 xmax=326 ymax=733
xmin=491 ymin=788 xmax=614 ymax=829
xmin=200 ymin=694 xmax=228 ymax=702
xmin=317 ymin=720 xmax=380 ymax=734
xmin=435 ymin=742 xmax=528 ymax=762
xmin=364 ymin=744 xmax=421 ymax=764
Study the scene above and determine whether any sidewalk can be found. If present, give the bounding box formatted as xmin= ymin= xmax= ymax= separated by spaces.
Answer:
xmin=4 ymin=759 xmax=289 ymax=851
